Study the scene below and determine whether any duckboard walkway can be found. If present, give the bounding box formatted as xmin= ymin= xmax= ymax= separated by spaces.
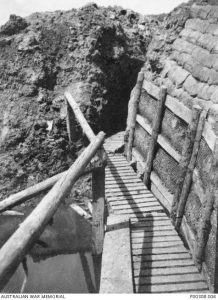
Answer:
xmin=103 ymin=132 xmax=209 ymax=293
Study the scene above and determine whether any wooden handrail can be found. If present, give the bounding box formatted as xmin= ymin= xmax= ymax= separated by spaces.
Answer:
xmin=0 ymin=132 xmax=105 ymax=290
xmin=0 ymin=154 xmax=106 ymax=214
xmin=65 ymin=91 xmax=95 ymax=142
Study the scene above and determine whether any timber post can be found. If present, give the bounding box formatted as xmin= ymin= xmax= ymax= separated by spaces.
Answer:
xmin=195 ymin=138 xmax=218 ymax=272
xmin=91 ymin=147 xmax=106 ymax=256
xmin=66 ymin=99 xmax=76 ymax=143
xmin=126 ymin=70 xmax=144 ymax=162
xmin=143 ymin=86 xmax=167 ymax=187
xmin=0 ymin=132 xmax=105 ymax=290
xmin=171 ymin=105 xmax=202 ymax=222
xmin=175 ymin=109 xmax=208 ymax=230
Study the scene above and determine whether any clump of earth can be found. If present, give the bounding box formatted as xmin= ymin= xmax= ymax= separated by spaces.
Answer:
xmin=0 ymin=1 xmax=192 ymax=204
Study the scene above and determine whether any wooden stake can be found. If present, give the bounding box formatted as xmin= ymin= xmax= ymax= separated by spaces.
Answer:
xmin=171 ymin=105 xmax=202 ymax=222
xmin=143 ymin=86 xmax=167 ymax=187
xmin=195 ymin=138 xmax=218 ymax=270
xmin=66 ymin=99 xmax=76 ymax=143
xmin=65 ymin=91 xmax=95 ymax=142
xmin=92 ymin=148 xmax=105 ymax=255
xmin=126 ymin=70 xmax=144 ymax=162
xmin=0 ymin=132 xmax=105 ymax=290
xmin=175 ymin=109 xmax=208 ymax=230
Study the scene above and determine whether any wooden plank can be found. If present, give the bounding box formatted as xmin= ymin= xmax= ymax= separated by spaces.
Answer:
xmin=131 ymin=236 xmax=182 ymax=243
xmin=131 ymin=241 xmax=183 ymax=249
xmin=142 ymin=79 xmax=215 ymax=151
xmin=131 ymin=221 xmax=173 ymax=228
xmin=133 ymin=259 xmax=195 ymax=269
xmin=105 ymin=179 xmax=142 ymax=186
xmin=107 ymin=195 xmax=155 ymax=202
xmin=65 ymin=91 xmax=95 ymax=142
xmin=131 ymin=225 xmax=174 ymax=231
xmin=136 ymin=114 xmax=181 ymax=163
xmin=132 ymin=246 xmax=187 ymax=255
xmin=157 ymin=135 xmax=181 ymax=163
xmin=0 ymin=132 xmax=105 ymax=290
xmin=114 ymin=206 xmax=162 ymax=214
xmin=106 ymin=189 xmax=150 ymax=196
xmin=132 ymin=253 xmax=191 ymax=262
xmin=105 ymin=183 xmax=146 ymax=189
xmin=135 ymin=273 xmax=204 ymax=285
xmin=150 ymin=172 xmax=173 ymax=213
xmin=112 ymin=202 xmax=162 ymax=210
xmin=135 ymin=282 xmax=208 ymax=293
xmin=131 ymin=230 xmax=178 ymax=238
xmin=134 ymin=265 xmax=200 ymax=277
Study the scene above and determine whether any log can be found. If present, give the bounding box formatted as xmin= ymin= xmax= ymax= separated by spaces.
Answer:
xmin=64 ymin=91 xmax=95 ymax=142
xmin=171 ymin=105 xmax=202 ymax=222
xmin=66 ymin=99 xmax=76 ymax=143
xmin=195 ymin=138 xmax=218 ymax=269
xmin=0 ymin=154 xmax=106 ymax=214
xmin=143 ymin=86 xmax=167 ymax=187
xmin=92 ymin=148 xmax=105 ymax=255
xmin=175 ymin=109 xmax=208 ymax=230
xmin=0 ymin=132 xmax=105 ymax=290
xmin=126 ymin=70 xmax=144 ymax=162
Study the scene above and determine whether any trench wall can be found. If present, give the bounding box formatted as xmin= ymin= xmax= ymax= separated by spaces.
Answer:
xmin=126 ymin=2 xmax=218 ymax=292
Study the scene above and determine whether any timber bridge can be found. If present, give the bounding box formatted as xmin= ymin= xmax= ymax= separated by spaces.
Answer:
xmin=0 ymin=69 xmax=218 ymax=293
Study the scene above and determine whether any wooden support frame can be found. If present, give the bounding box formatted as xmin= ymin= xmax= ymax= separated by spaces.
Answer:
xmin=195 ymin=139 xmax=218 ymax=270
xmin=0 ymin=132 xmax=105 ymax=290
xmin=171 ymin=105 xmax=202 ymax=222
xmin=175 ymin=109 xmax=208 ymax=230
xmin=126 ymin=70 xmax=144 ymax=162
xmin=143 ymin=79 xmax=216 ymax=151
xmin=143 ymin=86 xmax=167 ymax=187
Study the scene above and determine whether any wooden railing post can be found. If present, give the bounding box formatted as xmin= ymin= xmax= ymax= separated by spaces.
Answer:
xmin=143 ymin=86 xmax=167 ymax=187
xmin=92 ymin=148 xmax=106 ymax=256
xmin=195 ymin=139 xmax=218 ymax=270
xmin=126 ymin=70 xmax=144 ymax=162
xmin=171 ymin=105 xmax=202 ymax=222
xmin=175 ymin=109 xmax=208 ymax=230
xmin=66 ymin=99 xmax=76 ymax=143
xmin=0 ymin=132 xmax=105 ymax=290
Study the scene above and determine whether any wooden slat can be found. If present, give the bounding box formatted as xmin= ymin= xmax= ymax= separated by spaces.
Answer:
xmin=134 ymin=265 xmax=200 ymax=277
xmin=131 ymin=241 xmax=183 ymax=249
xmin=114 ymin=206 xmax=163 ymax=214
xmin=135 ymin=273 xmax=204 ymax=285
xmin=131 ymin=225 xmax=174 ymax=231
xmin=131 ymin=230 xmax=178 ymax=238
xmin=131 ymin=236 xmax=182 ymax=243
xmin=110 ymin=201 xmax=161 ymax=209
xmin=132 ymin=253 xmax=191 ymax=262
xmin=107 ymin=194 xmax=155 ymax=202
xmin=132 ymin=246 xmax=187 ymax=255
xmin=133 ymin=259 xmax=195 ymax=269
xmin=136 ymin=282 xmax=208 ymax=293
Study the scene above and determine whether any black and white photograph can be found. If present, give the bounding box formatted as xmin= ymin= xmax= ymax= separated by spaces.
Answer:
xmin=0 ymin=0 xmax=217 ymax=296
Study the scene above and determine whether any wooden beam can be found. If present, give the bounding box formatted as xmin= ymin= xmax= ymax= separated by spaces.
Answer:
xmin=195 ymin=138 xmax=218 ymax=270
xmin=65 ymin=91 xmax=95 ymax=142
xmin=65 ymin=99 xmax=76 ymax=143
xmin=0 ymin=155 xmax=106 ymax=214
xmin=143 ymin=86 xmax=167 ymax=187
xmin=175 ymin=109 xmax=208 ymax=230
xmin=126 ymin=71 xmax=144 ymax=162
xmin=92 ymin=148 xmax=106 ymax=255
xmin=0 ymin=132 xmax=105 ymax=290
xmin=136 ymin=114 xmax=181 ymax=163
xmin=171 ymin=105 xmax=202 ymax=223
xmin=142 ymin=79 xmax=215 ymax=151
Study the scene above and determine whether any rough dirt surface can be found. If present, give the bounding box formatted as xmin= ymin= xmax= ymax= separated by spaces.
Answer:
xmin=0 ymin=3 xmax=159 ymax=200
